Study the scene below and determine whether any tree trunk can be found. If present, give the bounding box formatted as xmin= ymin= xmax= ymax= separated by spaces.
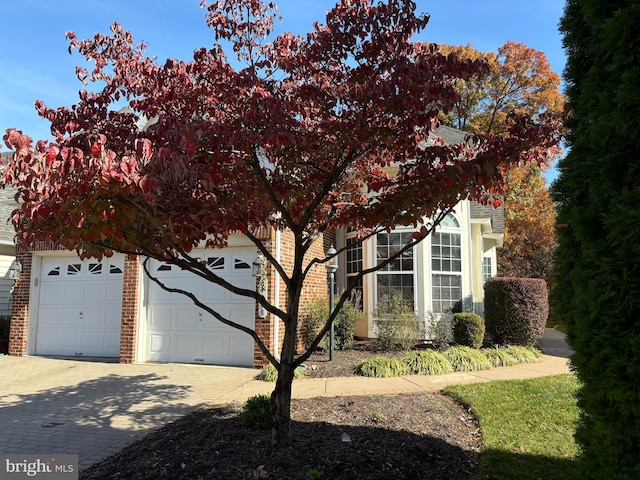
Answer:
xmin=271 ymin=360 xmax=294 ymax=446
xmin=270 ymin=317 xmax=298 ymax=446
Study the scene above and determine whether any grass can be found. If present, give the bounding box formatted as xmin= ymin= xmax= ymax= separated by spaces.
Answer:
xmin=445 ymin=374 xmax=580 ymax=480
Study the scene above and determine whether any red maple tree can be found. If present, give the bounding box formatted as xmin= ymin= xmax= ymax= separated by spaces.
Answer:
xmin=2 ymin=0 xmax=560 ymax=444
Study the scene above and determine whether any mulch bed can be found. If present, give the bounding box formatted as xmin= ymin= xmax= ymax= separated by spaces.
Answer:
xmin=80 ymin=343 xmax=482 ymax=480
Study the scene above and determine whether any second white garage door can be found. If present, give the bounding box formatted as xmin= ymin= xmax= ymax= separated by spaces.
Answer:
xmin=145 ymin=248 xmax=256 ymax=366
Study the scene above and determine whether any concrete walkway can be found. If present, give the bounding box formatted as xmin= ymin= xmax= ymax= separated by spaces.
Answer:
xmin=0 ymin=329 xmax=573 ymax=470
xmin=215 ymin=329 xmax=574 ymax=404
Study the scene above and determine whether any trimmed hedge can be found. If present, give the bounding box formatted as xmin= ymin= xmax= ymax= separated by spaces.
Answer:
xmin=484 ymin=277 xmax=548 ymax=346
xmin=452 ymin=313 xmax=485 ymax=349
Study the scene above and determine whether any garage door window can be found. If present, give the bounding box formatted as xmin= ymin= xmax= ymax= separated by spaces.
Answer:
xmin=67 ymin=264 xmax=81 ymax=275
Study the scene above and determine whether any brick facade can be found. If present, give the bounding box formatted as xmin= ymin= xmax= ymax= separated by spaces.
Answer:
xmin=119 ymin=255 xmax=140 ymax=363
xmin=8 ymin=232 xmax=329 ymax=368
xmin=8 ymin=251 xmax=32 ymax=356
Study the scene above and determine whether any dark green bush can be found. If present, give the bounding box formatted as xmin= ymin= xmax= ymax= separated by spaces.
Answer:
xmin=240 ymin=394 xmax=272 ymax=430
xmin=453 ymin=313 xmax=485 ymax=349
xmin=484 ymin=277 xmax=548 ymax=346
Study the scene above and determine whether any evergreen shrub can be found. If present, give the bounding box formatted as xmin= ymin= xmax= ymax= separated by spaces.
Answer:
xmin=452 ymin=313 xmax=485 ymax=349
xmin=241 ymin=394 xmax=272 ymax=430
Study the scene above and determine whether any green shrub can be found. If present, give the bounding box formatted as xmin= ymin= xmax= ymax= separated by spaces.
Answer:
xmin=374 ymin=295 xmax=420 ymax=351
xmin=505 ymin=346 xmax=541 ymax=364
xmin=353 ymin=356 xmax=408 ymax=377
xmin=256 ymin=363 xmax=307 ymax=382
xmin=453 ymin=313 xmax=485 ymax=349
xmin=240 ymin=394 xmax=272 ymax=430
xmin=443 ymin=346 xmax=493 ymax=372
xmin=481 ymin=347 xmax=519 ymax=367
xmin=333 ymin=294 xmax=364 ymax=351
xmin=403 ymin=350 xmax=454 ymax=375
xmin=300 ymin=298 xmax=329 ymax=351
xmin=484 ymin=277 xmax=549 ymax=346
xmin=300 ymin=295 xmax=361 ymax=351
xmin=306 ymin=469 xmax=324 ymax=480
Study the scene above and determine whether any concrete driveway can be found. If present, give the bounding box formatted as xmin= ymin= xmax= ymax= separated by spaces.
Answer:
xmin=0 ymin=356 xmax=258 ymax=470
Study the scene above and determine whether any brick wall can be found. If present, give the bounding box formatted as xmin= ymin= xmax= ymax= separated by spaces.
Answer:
xmin=275 ymin=230 xmax=329 ymax=354
xmin=119 ymin=255 xmax=140 ymax=363
xmin=8 ymin=252 xmax=32 ymax=356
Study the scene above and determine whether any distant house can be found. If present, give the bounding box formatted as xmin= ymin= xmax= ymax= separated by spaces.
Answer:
xmin=7 ymin=126 xmax=501 ymax=366
xmin=0 ymin=152 xmax=17 ymax=317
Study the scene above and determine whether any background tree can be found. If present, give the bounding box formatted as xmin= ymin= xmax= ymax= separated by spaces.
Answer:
xmin=2 ymin=0 xmax=559 ymax=446
xmin=554 ymin=0 xmax=640 ymax=477
xmin=498 ymin=164 xmax=556 ymax=283
xmin=438 ymin=41 xmax=564 ymax=285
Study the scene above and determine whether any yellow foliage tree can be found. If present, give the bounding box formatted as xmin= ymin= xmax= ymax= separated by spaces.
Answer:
xmin=438 ymin=41 xmax=564 ymax=283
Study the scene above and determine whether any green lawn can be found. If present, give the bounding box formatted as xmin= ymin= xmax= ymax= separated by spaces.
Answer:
xmin=445 ymin=374 xmax=580 ymax=480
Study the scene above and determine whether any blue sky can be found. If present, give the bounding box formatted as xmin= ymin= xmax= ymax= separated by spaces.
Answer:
xmin=0 ymin=0 xmax=565 ymax=183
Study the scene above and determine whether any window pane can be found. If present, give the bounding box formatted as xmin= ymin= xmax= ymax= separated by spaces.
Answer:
xmin=377 ymin=273 xmax=414 ymax=309
xmin=432 ymin=274 xmax=462 ymax=313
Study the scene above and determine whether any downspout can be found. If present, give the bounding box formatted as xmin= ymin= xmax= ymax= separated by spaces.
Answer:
xmin=466 ymin=203 xmax=474 ymax=313
xmin=273 ymin=229 xmax=281 ymax=360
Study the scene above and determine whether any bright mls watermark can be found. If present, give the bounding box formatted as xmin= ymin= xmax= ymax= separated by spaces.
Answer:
xmin=0 ymin=455 xmax=77 ymax=479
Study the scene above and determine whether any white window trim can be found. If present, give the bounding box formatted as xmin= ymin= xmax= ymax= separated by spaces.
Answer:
xmin=430 ymin=213 xmax=463 ymax=314
xmin=373 ymin=228 xmax=418 ymax=311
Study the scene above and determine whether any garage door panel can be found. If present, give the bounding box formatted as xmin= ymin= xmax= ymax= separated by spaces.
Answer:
xmin=228 ymin=334 xmax=253 ymax=363
xmin=104 ymin=331 xmax=121 ymax=351
xmin=40 ymin=283 xmax=76 ymax=304
xmin=228 ymin=304 xmax=255 ymax=329
xmin=80 ymin=331 xmax=103 ymax=349
xmin=149 ymin=308 xmax=172 ymax=330
xmin=61 ymin=308 xmax=82 ymax=326
xmin=85 ymin=281 xmax=122 ymax=303
xmin=81 ymin=308 xmax=105 ymax=326
xmin=200 ymin=335 xmax=227 ymax=357
xmin=174 ymin=308 xmax=201 ymax=330
xmin=146 ymin=247 xmax=256 ymax=366
xmin=149 ymin=333 xmax=172 ymax=356
xmin=200 ymin=284 xmax=232 ymax=303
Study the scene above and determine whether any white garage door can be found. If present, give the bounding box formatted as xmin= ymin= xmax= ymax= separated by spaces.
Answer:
xmin=36 ymin=255 xmax=125 ymax=357
xmin=145 ymin=248 xmax=256 ymax=366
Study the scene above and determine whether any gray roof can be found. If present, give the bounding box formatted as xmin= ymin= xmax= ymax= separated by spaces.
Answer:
xmin=469 ymin=201 xmax=505 ymax=234
xmin=432 ymin=127 xmax=505 ymax=235
xmin=432 ymin=125 xmax=468 ymax=145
